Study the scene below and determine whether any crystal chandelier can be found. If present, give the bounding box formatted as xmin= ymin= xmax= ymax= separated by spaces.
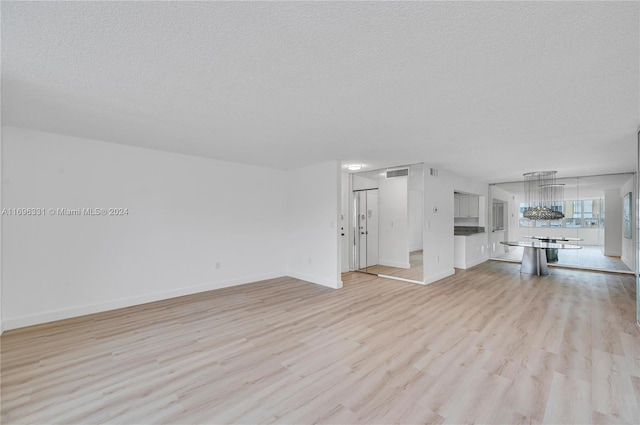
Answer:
xmin=522 ymin=171 xmax=565 ymax=220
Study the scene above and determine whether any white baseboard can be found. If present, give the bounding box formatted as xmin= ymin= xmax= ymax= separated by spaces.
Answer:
xmin=621 ymin=254 xmax=634 ymax=271
xmin=2 ymin=271 xmax=286 ymax=331
xmin=286 ymin=271 xmax=342 ymax=289
xmin=465 ymin=256 xmax=489 ymax=269
xmin=604 ymin=249 xmax=622 ymax=257
xmin=424 ymin=269 xmax=455 ymax=285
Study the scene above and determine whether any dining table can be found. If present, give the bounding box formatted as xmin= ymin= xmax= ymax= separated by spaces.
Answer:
xmin=522 ymin=235 xmax=583 ymax=262
xmin=500 ymin=241 xmax=582 ymax=276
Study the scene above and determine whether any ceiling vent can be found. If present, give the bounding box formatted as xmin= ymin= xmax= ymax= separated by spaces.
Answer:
xmin=386 ymin=168 xmax=409 ymax=178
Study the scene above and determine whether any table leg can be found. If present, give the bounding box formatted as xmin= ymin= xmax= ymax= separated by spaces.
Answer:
xmin=521 ymin=247 xmax=548 ymax=276
xmin=545 ymin=248 xmax=558 ymax=262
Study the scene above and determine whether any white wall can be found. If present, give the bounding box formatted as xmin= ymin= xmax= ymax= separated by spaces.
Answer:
xmin=378 ymin=175 xmax=409 ymax=268
xmin=2 ymin=127 xmax=290 ymax=330
xmin=454 ymin=217 xmax=480 ymax=226
xmin=604 ymin=188 xmax=623 ymax=256
xmin=286 ymin=161 xmax=342 ymax=289
xmin=424 ymin=167 xmax=489 ymax=284
xmin=0 ymin=6 xmax=4 ymax=335
xmin=621 ymin=175 xmax=635 ymax=270
xmin=352 ymin=173 xmax=378 ymax=191
xmin=409 ymin=163 xmax=424 ymax=252
xmin=0 ymin=112 xmax=3 ymax=334
xmin=409 ymin=190 xmax=423 ymax=252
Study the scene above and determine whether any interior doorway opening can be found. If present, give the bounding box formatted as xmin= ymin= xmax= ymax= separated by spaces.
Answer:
xmin=345 ymin=163 xmax=424 ymax=284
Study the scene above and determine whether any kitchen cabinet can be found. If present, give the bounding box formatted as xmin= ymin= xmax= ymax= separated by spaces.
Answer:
xmin=454 ymin=232 xmax=488 ymax=269
xmin=455 ymin=194 xmax=479 ymax=218
xmin=468 ymin=195 xmax=479 ymax=217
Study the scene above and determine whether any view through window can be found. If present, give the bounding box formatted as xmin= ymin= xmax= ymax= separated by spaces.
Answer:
xmin=518 ymin=199 xmax=603 ymax=228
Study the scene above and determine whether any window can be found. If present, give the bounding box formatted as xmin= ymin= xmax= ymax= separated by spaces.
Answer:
xmin=518 ymin=199 xmax=604 ymax=228
xmin=582 ymin=199 xmax=603 ymax=228
xmin=565 ymin=201 xmax=582 ymax=227
xmin=518 ymin=205 xmax=531 ymax=227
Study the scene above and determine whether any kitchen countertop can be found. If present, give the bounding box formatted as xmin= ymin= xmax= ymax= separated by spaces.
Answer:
xmin=454 ymin=226 xmax=485 ymax=236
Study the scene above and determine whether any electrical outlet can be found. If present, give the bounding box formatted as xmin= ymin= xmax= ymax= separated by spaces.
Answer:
xmin=215 ymin=262 xmax=221 ymax=269
xmin=308 ymin=258 xmax=312 ymax=265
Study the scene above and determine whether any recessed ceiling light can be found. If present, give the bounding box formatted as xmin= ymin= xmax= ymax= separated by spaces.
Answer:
xmin=347 ymin=164 xmax=362 ymax=171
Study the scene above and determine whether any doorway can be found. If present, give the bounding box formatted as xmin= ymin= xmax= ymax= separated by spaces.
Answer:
xmin=354 ymin=189 xmax=379 ymax=274
xmin=347 ymin=163 xmax=424 ymax=284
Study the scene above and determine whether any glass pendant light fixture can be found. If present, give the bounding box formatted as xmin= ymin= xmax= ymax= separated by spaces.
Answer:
xmin=522 ymin=171 xmax=565 ymax=220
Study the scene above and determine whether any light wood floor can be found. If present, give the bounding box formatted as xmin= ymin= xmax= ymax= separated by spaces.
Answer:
xmin=493 ymin=245 xmax=632 ymax=272
xmin=362 ymin=250 xmax=424 ymax=282
xmin=1 ymin=261 xmax=639 ymax=424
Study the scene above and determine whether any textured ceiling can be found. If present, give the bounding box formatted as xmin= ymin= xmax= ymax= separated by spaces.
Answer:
xmin=2 ymin=1 xmax=638 ymax=182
